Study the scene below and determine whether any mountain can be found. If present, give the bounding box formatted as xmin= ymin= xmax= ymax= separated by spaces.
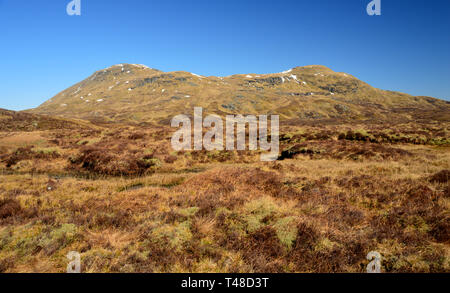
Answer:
xmin=30 ymin=64 xmax=450 ymax=124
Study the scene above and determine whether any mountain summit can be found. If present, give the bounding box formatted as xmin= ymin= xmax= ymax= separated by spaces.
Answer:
xmin=31 ymin=64 xmax=450 ymax=124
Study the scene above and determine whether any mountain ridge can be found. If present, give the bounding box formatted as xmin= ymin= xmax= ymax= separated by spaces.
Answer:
xmin=30 ymin=64 xmax=450 ymax=124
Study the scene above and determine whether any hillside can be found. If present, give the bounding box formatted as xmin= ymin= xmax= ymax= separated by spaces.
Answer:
xmin=0 ymin=108 xmax=95 ymax=132
xmin=30 ymin=64 xmax=450 ymax=124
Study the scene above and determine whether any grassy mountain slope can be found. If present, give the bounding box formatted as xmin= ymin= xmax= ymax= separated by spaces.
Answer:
xmin=31 ymin=64 xmax=450 ymax=124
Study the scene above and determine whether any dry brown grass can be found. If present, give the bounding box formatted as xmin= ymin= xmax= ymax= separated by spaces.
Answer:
xmin=0 ymin=120 xmax=448 ymax=273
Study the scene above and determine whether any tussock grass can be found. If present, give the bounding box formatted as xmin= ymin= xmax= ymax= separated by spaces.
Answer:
xmin=0 ymin=120 xmax=449 ymax=272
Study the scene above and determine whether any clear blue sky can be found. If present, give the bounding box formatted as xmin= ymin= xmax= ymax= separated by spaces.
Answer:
xmin=0 ymin=0 xmax=449 ymax=110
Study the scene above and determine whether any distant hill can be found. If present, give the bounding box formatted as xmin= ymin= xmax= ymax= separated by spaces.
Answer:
xmin=0 ymin=108 xmax=95 ymax=132
xmin=30 ymin=64 xmax=450 ymax=124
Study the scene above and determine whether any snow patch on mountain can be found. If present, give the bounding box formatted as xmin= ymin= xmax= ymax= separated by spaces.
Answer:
xmin=280 ymin=69 xmax=293 ymax=74
xmin=191 ymin=73 xmax=205 ymax=79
